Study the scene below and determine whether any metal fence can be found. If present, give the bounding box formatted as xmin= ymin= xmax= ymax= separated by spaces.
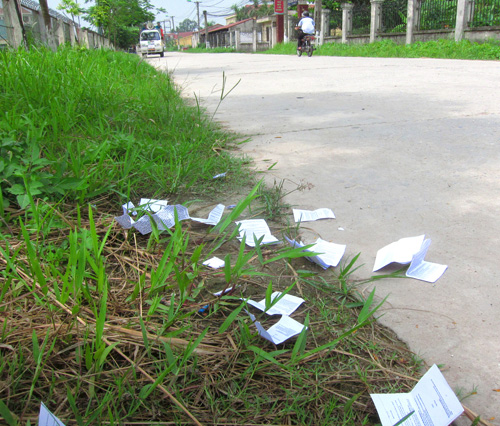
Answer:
xmin=470 ymin=0 xmax=500 ymax=27
xmin=329 ymin=7 xmax=343 ymax=34
xmin=352 ymin=3 xmax=371 ymax=34
xmin=419 ymin=0 xmax=458 ymax=30
xmin=382 ymin=0 xmax=408 ymax=32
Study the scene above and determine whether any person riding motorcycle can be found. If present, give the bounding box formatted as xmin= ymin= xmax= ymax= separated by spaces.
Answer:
xmin=295 ymin=11 xmax=315 ymax=50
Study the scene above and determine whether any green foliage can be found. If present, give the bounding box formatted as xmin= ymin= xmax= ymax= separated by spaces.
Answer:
xmin=85 ymin=0 xmax=155 ymax=48
xmin=176 ymin=18 xmax=198 ymax=32
xmin=265 ymin=39 xmax=500 ymax=60
xmin=0 ymin=47 xmax=244 ymax=211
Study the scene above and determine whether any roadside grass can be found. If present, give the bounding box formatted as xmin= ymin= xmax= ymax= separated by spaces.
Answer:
xmin=265 ymin=38 xmax=500 ymax=60
xmin=0 ymin=46 xmax=428 ymax=425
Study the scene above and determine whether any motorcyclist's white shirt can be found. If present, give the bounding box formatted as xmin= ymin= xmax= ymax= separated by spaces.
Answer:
xmin=298 ymin=17 xmax=315 ymax=34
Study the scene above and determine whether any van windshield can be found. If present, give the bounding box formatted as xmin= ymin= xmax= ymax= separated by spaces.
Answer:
xmin=141 ymin=31 xmax=160 ymax=41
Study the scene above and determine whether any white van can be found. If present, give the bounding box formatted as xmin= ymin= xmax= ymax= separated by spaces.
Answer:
xmin=139 ymin=30 xmax=164 ymax=57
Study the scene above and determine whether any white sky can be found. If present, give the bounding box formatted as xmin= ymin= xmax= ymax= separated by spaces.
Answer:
xmin=46 ymin=0 xmax=253 ymax=27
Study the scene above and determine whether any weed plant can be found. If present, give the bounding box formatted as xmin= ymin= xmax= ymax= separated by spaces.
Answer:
xmin=0 ymin=46 xmax=246 ymax=211
xmin=266 ymin=38 xmax=500 ymax=60
xmin=0 ymin=46 xmax=426 ymax=425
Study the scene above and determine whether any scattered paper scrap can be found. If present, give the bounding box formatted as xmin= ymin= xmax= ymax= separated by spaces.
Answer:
xmin=138 ymin=198 xmax=169 ymax=213
xmin=286 ymin=236 xmax=346 ymax=269
xmin=247 ymin=311 xmax=306 ymax=345
xmin=122 ymin=201 xmax=137 ymax=215
xmin=191 ymin=204 xmax=225 ymax=225
xmin=203 ymin=256 xmax=226 ymax=269
xmin=247 ymin=292 xmax=305 ymax=316
xmin=115 ymin=204 xmax=190 ymax=235
xmin=39 ymin=402 xmax=66 ymax=426
xmin=406 ymin=239 xmax=448 ymax=283
xmin=293 ymin=208 xmax=335 ymax=223
xmin=373 ymin=235 xmax=426 ymax=272
xmin=371 ymin=364 xmax=463 ymax=426
xmin=235 ymin=219 xmax=279 ymax=247
xmin=213 ymin=285 xmax=238 ymax=296
xmin=213 ymin=172 xmax=227 ymax=179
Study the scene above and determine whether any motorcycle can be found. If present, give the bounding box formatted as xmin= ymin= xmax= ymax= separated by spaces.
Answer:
xmin=297 ymin=35 xmax=315 ymax=57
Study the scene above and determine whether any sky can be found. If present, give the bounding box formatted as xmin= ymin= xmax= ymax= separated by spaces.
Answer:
xmin=46 ymin=0 xmax=253 ymax=28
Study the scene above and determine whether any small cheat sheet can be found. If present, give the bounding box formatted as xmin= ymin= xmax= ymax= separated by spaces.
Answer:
xmin=247 ymin=311 xmax=306 ymax=345
xmin=370 ymin=364 xmax=463 ymax=426
xmin=191 ymin=204 xmax=225 ymax=225
xmin=406 ymin=239 xmax=448 ymax=283
xmin=286 ymin=236 xmax=346 ymax=269
xmin=39 ymin=402 xmax=66 ymax=426
xmin=235 ymin=219 xmax=279 ymax=247
xmin=373 ymin=235 xmax=426 ymax=272
xmin=293 ymin=208 xmax=335 ymax=223
xmin=203 ymin=256 xmax=226 ymax=269
xmin=246 ymin=292 xmax=305 ymax=316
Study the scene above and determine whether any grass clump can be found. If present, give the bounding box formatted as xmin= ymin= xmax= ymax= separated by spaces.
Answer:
xmin=0 ymin=46 xmax=246 ymax=210
xmin=0 ymin=46 xmax=429 ymax=425
xmin=266 ymin=38 xmax=500 ymax=60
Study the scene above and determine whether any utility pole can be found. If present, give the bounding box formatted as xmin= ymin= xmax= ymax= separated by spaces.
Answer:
xmin=203 ymin=10 xmax=209 ymax=47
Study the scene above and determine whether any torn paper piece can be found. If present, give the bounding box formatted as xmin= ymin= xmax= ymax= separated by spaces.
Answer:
xmin=285 ymin=236 xmax=346 ymax=269
xmin=138 ymin=198 xmax=169 ymax=213
xmin=39 ymin=402 xmax=66 ymax=426
xmin=373 ymin=235 xmax=426 ymax=272
xmin=213 ymin=285 xmax=238 ymax=296
xmin=191 ymin=204 xmax=225 ymax=225
xmin=406 ymin=239 xmax=448 ymax=283
xmin=235 ymin=219 xmax=279 ymax=247
xmin=247 ymin=292 xmax=305 ymax=316
xmin=371 ymin=364 xmax=463 ymax=426
xmin=133 ymin=215 xmax=154 ymax=235
xmin=203 ymin=257 xmax=226 ymax=269
xmin=248 ymin=312 xmax=306 ymax=345
xmin=114 ymin=213 xmax=135 ymax=229
xmin=122 ymin=201 xmax=137 ymax=215
xmin=293 ymin=208 xmax=335 ymax=223
xmin=115 ymin=205 xmax=190 ymax=235
xmin=213 ymin=172 xmax=227 ymax=179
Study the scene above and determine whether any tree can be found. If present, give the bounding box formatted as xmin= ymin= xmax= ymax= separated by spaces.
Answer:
xmin=57 ymin=0 xmax=84 ymax=26
xmin=85 ymin=0 xmax=155 ymax=48
xmin=176 ymin=18 xmax=197 ymax=32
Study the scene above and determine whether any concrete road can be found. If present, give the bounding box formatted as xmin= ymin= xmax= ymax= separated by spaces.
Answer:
xmin=156 ymin=52 xmax=500 ymax=423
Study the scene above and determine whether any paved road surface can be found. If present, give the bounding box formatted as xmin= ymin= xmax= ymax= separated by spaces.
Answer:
xmin=155 ymin=52 xmax=500 ymax=424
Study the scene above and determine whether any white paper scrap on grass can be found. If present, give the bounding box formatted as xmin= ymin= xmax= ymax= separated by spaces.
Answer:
xmin=122 ymin=201 xmax=137 ymax=215
xmin=203 ymin=256 xmax=226 ymax=269
xmin=191 ymin=204 xmax=225 ymax=225
xmin=39 ymin=402 xmax=66 ymax=426
xmin=213 ymin=172 xmax=227 ymax=179
xmin=373 ymin=235 xmax=426 ymax=272
xmin=246 ymin=291 xmax=305 ymax=316
xmin=406 ymin=239 xmax=448 ymax=283
xmin=213 ymin=285 xmax=238 ymax=297
xmin=285 ymin=236 xmax=346 ymax=269
xmin=247 ymin=311 xmax=306 ymax=345
xmin=293 ymin=208 xmax=335 ymax=223
xmin=138 ymin=198 xmax=169 ymax=213
xmin=115 ymin=204 xmax=190 ymax=235
xmin=370 ymin=364 xmax=463 ymax=426
xmin=235 ymin=219 xmax=279 ymax=247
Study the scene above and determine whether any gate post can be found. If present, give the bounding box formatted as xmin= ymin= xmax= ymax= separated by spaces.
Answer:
xmin=341 ymin=2 xmax=354 ymax=44
xmin=370 ymin=0 xmax=384 ymax=43
xmin=455 ymin=0 xmax=473 ymax=41
xmin=406 ymin=0 xmax=421 ymax=44
xmin=320 ymin=8 xmax=330 ymax=45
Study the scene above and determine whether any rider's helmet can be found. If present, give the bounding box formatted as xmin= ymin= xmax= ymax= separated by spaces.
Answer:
xmin=302 ymin=11 xmax=309 ymax=17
